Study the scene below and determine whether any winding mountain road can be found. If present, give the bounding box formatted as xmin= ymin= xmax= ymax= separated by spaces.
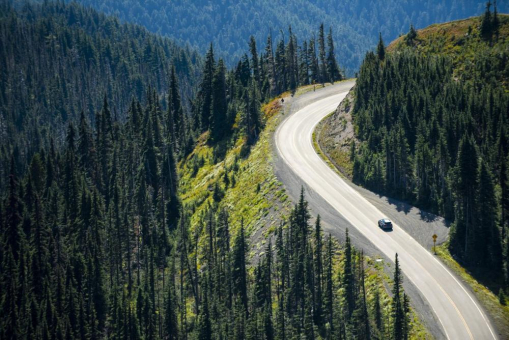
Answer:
xmin=274 ymin=81 xmax=497 ymax=340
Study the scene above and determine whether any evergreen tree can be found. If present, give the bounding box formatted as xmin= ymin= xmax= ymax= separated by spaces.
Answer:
xmin=405 ymin=24 xmax=418 ymax=46
xmin=493 ymin=0 xmax=500 ymax=38
xmin=318 ymin=23 xmax=328 ymax=84
xmin=64 ymin=122 xmax=79 ymax=224
xmin=197 ymin=281 xmax=212 ymax=340
xmin=4 ymin=159 xmax=24 ymax=262
xmin=97 ymin=96 xmax=113 ymax=199
xmin=475 ymin=161 xmax=502 ymax=270
xmin=450 ymin=135 xmax=479 ymax=261
xmin=275 ymin=38 xmax=287 ymax=93
xmin=233 ymin=223 xmax=248 ymax=312
xmin=198 ymin=44 xmax=216 ymax=131
xmin=244 ymin=81 xmax=261 ymax=144
xmin=324 ymin=234 xmax=335 ymax=337
xmin=265 ymin=34 xmax=277 ymax=97
xmin=286 ymin=27 xmax=298 ymax=92
xmin=168 ymin=66 xmax=186 ymax=152
xmin=392 ymin=254 xmax=404 ymax=340
xmin=299 ymin=41 xmax=310 ymax=86
xmin=78 ymin=111 xmax=96 ymax=178
xmin=142 ymin=116 xmax=159 ymax=192
xmin=210 ymin=59 xmax=228 ymax=141
xmin=0 ymin=246 xmax=20 ymax=340
xmin=377 ymin=33 xmax=385 ymax=61
xmin=313 ymin=215 xmax=324 ymax=326
xmin=351 ymin=252 xmax=370 ymax=340
xmin=308 ymin=37 xmax=319 ymax=85
xmin=372 ymin=288 xmax=383 ymax=336
xmin=505 ymin=233 xmax=509 ymax=288
xmin=480 ymin=1 xmax=493 ymax=39
xmin=164 ymin=261 xmax=178 ymax=340
xmin=343 ymin=229 xmax=355 ymax=316
xmin=402 ymin=293 xmax=411 ymax=340
xmin=326 ymin=28 xmax=341 ymax=83
xmin=249 ymin=36 xmax=260 ymax=85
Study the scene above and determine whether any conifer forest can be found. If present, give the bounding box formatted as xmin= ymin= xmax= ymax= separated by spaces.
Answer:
xmin=352 ymin=4 xmax=509 ymax=284
xmin=1 ymin=0 xmax=509 ymax=339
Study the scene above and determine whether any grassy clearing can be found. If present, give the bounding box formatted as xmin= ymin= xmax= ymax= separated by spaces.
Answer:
xmin=388 ymin=15 xmax=509 ymax=54
xmin=178 ymin=95 xmax=292 ymax=256
xmin=435 ymin=244 xmax=509 ymax=337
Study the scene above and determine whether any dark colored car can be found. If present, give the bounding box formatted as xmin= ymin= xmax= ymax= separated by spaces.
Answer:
xmin=378 ymin=218 xmax=393 ymax=230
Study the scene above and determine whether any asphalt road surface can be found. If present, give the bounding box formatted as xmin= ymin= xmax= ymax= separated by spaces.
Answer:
xmin=274 ymin=81 xmax=497 ymax=340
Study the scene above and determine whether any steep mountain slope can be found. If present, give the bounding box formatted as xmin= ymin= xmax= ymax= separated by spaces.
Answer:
xmin=0 ymin=2 xmax=426 ymax=340
xmin=317 ymin=12 xmax=509 ymax=335
xmin=0 ymin=0 xmax=201 ymax=182
xmin=0 ymin=2 xmax=426 ymax=338
xmin=63 ymin=0 xmax=507 ymax=74
xmin=388 ymin=12 xmax=509 ymax=88
xmin=0 ymin=30 xmax=427 ymax=340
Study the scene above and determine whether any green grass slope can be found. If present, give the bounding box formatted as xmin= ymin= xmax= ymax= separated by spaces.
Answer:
xmin=178 ymin=93 xmax=293 ymax=257
xmin=388 ymin=14 xmax=509 ymax=89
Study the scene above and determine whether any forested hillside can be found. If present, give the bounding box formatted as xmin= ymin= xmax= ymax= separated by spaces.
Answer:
xmin=351 ymin=8 xmax=509 ymax=289
xmin=0 ymin=1 xmax=423 ymax=339
xmin=56 ymin=0 xmax=508 ymax=75
xmin=0 ymin=0 xmax=201 ymax=188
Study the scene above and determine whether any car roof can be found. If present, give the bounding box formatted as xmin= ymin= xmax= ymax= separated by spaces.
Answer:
xmin=383 ymin=218 xmax=391 ymax=223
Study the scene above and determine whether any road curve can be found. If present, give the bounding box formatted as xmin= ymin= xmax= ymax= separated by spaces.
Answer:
xmin=275 ymin=81 xmax=496 ymax=340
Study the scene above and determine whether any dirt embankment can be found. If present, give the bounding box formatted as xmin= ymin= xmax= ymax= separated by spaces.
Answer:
xmin=315 ymin=88 xmax=358 ymax=179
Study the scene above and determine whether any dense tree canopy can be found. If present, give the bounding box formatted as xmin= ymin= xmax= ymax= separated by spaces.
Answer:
xmin=0 ymin=0 xmax=202 ymax=187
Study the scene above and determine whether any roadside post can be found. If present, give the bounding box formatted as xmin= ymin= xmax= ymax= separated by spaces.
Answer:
xmin=432 ymin=234 xmax=437 ymax=255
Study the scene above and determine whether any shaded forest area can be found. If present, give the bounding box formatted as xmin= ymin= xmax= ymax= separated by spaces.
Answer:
xmin=351 ymin=6 xmax=509 ymax=291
